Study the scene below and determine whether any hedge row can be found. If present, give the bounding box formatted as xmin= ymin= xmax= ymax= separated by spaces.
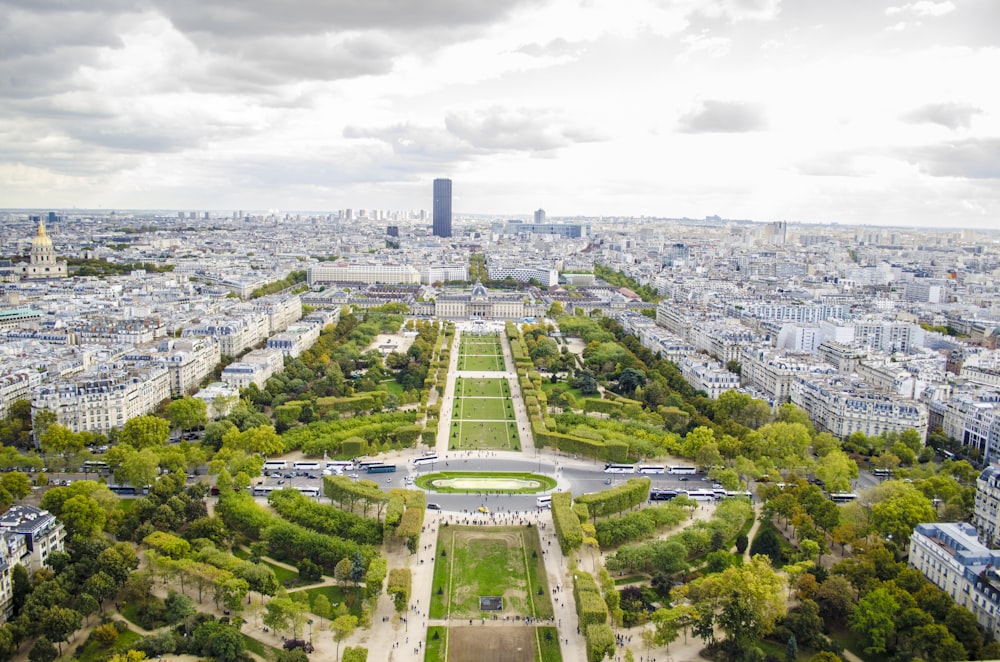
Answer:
xmin=551 ymin=491 xmax=583 ymax=553
xmin=593 ymin=502 xmax=686 ymax=548
xmin=572 ymin=571 xmax=612 ymax=662
xmin=574 ymin=477 xmax=651 ymax=519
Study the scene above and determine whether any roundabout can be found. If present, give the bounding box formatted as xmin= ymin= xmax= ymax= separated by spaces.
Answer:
xmin=415 ymin=471 xmax=557 ymax=493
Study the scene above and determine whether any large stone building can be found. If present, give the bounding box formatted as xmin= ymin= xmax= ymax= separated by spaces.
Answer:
xmin=414 ymin=282 xmax=545 ymax=320
xmin=0 ymin=505 xmax=66 ymax=621
xmin=31 ymin=363 xmax=171 ymax=435
xmin=909 ymin=522 xmax=1000 ymax=640
xmin=789 ymin=374 xmax=928 ymax=439
xmin=15 ymin=221 xmax=67 ymax=280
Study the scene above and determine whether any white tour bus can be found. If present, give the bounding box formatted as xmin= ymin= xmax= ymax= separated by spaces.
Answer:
xmin=829 ymin=492 xmax=858 ymax=503
xmin=296 ymin=486 xmax=322 ymax=497
xmin=682 ymin=489 xmax=716 ymax=502
xmin=604 ymin=463 xmax=637 ymax=474
xmin=536 ymin=495 xmax=552 ymax=508
xmin=263 ymin=460 xmax=288 ymax=471
xmin=637 ymin=465 xmax=665 ymax=474
xmin=326 ymin=461 xmax=354 ymax=472
xmin=293 ymin=461 xmax=322 ymax=471
xmin=668 ymin=465 xmax=698 ymax=475
xmin=413 ymin=454 xmax=439 ymax=466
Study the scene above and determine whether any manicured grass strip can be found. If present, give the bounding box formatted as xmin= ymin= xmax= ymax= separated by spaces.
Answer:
xmin=537 ymin=627 xmax=563 ymax=662
xmin=415 ymin=471 xmax=557 ymax=494
xmin=425 ymin=626 xmax=448 ymax=662
xmin=429 ymin=531 xmax=451 ymax=619
xmin=455 ymin=377 xmax=507 ymax=398
xmin=459 ymin=354 xmax=504 ymax=371
xmin=242 ymin=632 xmax=283 ymax=661
xmin=454 ymin=396 xmax=514 ymax=421
xmin=450 ymin=420 xmax=521 ymax=450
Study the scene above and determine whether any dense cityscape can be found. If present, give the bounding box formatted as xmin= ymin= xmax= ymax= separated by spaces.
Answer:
xmin=0 ymin=195 xmax=997 ymax=662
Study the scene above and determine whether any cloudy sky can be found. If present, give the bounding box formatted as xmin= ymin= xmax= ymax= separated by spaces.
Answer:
xmin=2 ymin=0 xmax=998 ymax=228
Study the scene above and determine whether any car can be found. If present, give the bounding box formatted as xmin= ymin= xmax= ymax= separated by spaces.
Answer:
xmin=712 ymin=483 xmax=723 ymax=489
xmin=283 ymin=473 xmax=293 ymax=479
xmin=270 ymin=473 xmax=281 ymax=478
xmin=478 ymin=506 xmax=490 ymax=513
xmin=679 ymin=477 xmax=689 ymax=482
xmin=277 ymin=480 xmax=285 ymax=485
xmin=427 ymin=503 xmax=441 ymax=510
xmin=348 ymin=473 xmax=359 ymax=479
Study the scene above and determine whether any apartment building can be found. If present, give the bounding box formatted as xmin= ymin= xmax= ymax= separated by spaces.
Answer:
xmin=31 ymin=363 xmax=171 ymax=434
xmin=790 ymin=374 xmax=928 ymax=439
xmin=0 ymin=505 xmax=66 ymax=620
xmin=679 ymin=357 xmax=741 ymax=399
xmin=221 ymin=348 xmax=284 ymax=390
xmin=307 ymin=263 xmax=421 ymax=285
xmin=909 ymin=522 xmax=1000 ymax=640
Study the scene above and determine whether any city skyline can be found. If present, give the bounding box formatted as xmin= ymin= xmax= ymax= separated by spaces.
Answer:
xmin=0 ymin=1 xmax=997 ymax=229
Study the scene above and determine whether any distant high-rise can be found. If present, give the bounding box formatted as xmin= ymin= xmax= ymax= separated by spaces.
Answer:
xmin=534 ymin=209 xmax=546 ymax=223
xmin=433 ymin=178 xmax=452 ymax=238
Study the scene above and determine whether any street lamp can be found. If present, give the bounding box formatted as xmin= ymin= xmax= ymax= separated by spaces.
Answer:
xmin=307 ymin=619 xmax=313 ymax=643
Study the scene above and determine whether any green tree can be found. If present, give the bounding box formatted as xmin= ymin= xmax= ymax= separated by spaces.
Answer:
xmin=60 ymin=494 xmax=107 ymax=538
xmin=165 ymin=397 xmax=208 ymax=432
xmin=814 ymin=449 xmax=858 ymax=493
xmin=331 ymin=614 xmax=358 ymax=660
xmin=39 ymin=424 xmax=83 ymax=457
xmin=28 ymin=636 xmax=57 ymax=662
xmin=850 ymin=586 xmax=898 ymax=655
xmin=119 ymin=415 xmax=171 ymax=449
xmin=0 ymin=472 xmax=33 ymax=500
xmin=40 ymin=606 xmax=82 ymax=654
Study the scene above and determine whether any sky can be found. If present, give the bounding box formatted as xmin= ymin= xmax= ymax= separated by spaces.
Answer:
xmin=1 ymin=0 xmax=998 ymax=228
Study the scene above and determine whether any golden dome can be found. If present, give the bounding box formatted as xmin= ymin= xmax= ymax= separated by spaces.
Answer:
xmin=32 ymin=221 xmax=53 ymax=249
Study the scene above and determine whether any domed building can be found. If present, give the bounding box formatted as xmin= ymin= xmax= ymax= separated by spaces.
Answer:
xmin=17 ymin=220 xmax=67 ymax=279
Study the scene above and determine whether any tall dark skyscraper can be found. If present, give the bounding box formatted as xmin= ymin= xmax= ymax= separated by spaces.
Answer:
xmin=433 ymin=178 xmax=452 ymax=238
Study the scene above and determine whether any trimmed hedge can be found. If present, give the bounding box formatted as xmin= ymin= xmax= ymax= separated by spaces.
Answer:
xmin=585 ymin=624 xmax=615 ymax=662
xmin=552 ymin=491 xmax=584 ymax=553
xmin=574 ymin=477 xmax=651 ymax=519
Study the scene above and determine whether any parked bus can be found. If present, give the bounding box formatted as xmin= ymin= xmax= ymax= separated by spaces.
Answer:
xmin=604 ymin=463 xmax=637 ymax=474
xmin=535 ymin=495 xmax=552 ymax=508
xmin=413 ymin=454 xmax=439 ymax=466
xmin=724 ymin=490 xmax=753 ymax=500
xmin=872 ymin=468 xmax=892 ymax=477
xmin=637 ymin=465 xmax=665 ymax=474
xmin=82 ymin=461 xmax=109 ymax=473
xmin=107 ymin=484 xmax=147 ymax=495
xmin=251 ymin=485 xmax=277 ymax=497
xmin=263 ymin=460 xmax=288 ymax=471
xmin=668 ymin=465 xmax=698 ymax=475
xmin=293 ymin=461 xmax=322 ymax=471
xmin=326 ymin=461 xmax=354 ymax=472
xmin=296 ymin=486 xmax=322 ymax=497
xmin=649 ymin=489 xmax=678 ymax=501
xmin=682 ymin=489 xmax=716 ymax=502
xmin=829 ymin=492 xmax=858 ymax=503
xmin=365 ymin=463 xmax=397 ymax=474
xmin=356 ymin=460 xmax=385 ymax=471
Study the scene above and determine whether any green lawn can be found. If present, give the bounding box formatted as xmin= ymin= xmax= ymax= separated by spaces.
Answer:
xmin=459 ymin=354 xmax=505 ymax=371
xmin=380 ymin=379 xmax=405 ymax=396
xmin=454 ymin=396 xmax=514 ymax=421
xmin=424 ymin=626 xmax=448 ymax=662
xmin=434 ymin=525 xmax=554 ymax=619
xmin=455 ymin=377 xmax=508 ymax=398
xmin=76 ymin=626 xmax=142 ymax=662
xmin=536 ymin=627 xmax=563 ymax=662
xmin=450 ymin=420 xmax=520 ymax=450
xmin=416 ymin=471 xmax=556 ymax=494
xmin=241 ymin=632 xmax=283 ymax=661
xmin=539 ymin=382 xmax=584 ymax=401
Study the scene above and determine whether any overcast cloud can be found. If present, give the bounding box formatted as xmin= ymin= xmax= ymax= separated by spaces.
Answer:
xmin=0 ymin=0 xmax=998 ymax=227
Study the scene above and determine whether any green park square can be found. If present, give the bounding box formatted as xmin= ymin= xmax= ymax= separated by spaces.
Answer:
xmin=450 ymin=420 xmax=520 ymax=450
xmin=456 ymin=377 xmax=507 ymax=398
xmin=429 ymin=525 xmax=553 ymax=620
xmin=454 ymin=396 xmax=514 ymax=421
xmin=458 ymin=353 xmax=504 ymax=371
